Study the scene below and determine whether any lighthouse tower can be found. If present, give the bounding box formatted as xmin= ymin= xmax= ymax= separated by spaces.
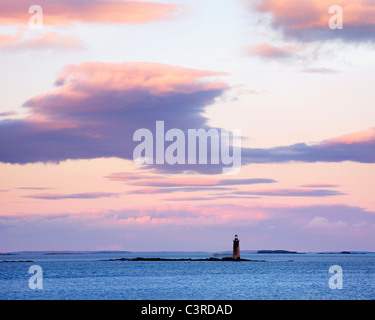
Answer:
xmin=233 ymin=234 xmax=240 ymax=260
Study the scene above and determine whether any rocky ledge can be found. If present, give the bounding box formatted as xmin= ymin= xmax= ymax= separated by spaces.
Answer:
xmin=103 ymin=257 xmax=266 ymax=262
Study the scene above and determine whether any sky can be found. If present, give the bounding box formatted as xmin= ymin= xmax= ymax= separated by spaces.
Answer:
xmin=1 ymin=0 xmax=375 ymax=252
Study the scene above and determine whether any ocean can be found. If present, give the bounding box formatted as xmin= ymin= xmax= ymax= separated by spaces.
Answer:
xmin=1 ymin=252 xmax=374 ymax=300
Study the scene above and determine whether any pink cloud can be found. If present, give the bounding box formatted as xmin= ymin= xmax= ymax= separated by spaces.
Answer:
xmin=77 ymin=203 xmax=375 ymax=231
xmin=251 ymin=0 xmax=375 ymax=42
xmin=0 ymin=0 xmax=182 ymax=26
xmin=127 ymin=186 xmax=235 ymax=195
xmin=0 ymin=61 xmax=227 ymax=166
xmin=128 ymin=177 xmax=275 ymax=187
xmin=323 ymin=127 xmax=375 ymax=144
xmin=2 ymin=60 xmax=375 ymax=171
xmin=1 ymin=204 xmax=374 ymax=251
xmin=247 ymin=43 xmax=301 ymax=59
xmin=300 ymin=184 xmax=339 ymax=188
xmin=24 ymin=61 xmax=226 ymax=121
xmin=162 ymin=195 xmax=259 ymax=201
xmin=0 ymin=32 xmax=83 ymax=52
xmin=234 ymin=188 xmax=344 ymax=197
xmin=105 ymin=172 xmax=162 ymax=181
xmin=23 ymin=192 xmax=121 ymax=200
xmin=116 ymin=176 xmax=276 ymax=196
xmin=52 ymin=62 xmax=226 ymax=95
xmin=0 ymin=34 xmax=20 ymax=44
xmin=95 ymin=244 xmax=124 ymax=251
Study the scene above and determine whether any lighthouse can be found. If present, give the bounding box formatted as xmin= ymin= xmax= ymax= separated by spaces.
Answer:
xmin=233 ymin=234 xmax=240 ymax=260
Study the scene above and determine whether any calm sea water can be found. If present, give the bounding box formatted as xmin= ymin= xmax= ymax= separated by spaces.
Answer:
xmin=0 ymin=252 xmax=374 ymax=300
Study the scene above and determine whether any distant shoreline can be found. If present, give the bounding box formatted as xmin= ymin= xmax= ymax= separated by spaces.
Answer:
xmin=1 ymin=250 xmax=374 ymax=255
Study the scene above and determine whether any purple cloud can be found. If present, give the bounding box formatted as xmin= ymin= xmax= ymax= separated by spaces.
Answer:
xmin=0 ymin=62 xmax=227 ymax=168
xmin=129 ymin=178 xmax=276 ymax=187
xmin=1 ymin=204 xmax=374 ymax=252
xmin=233 ymin=188 xmax=344 ymax=197
xmin=300 ymin=184 xmax=339 ymax=188
xmin=0 ymin=111 xmax=16 ymax=117
xmin=127 ymin=186 xmax=235 ymax=195
xmin=1 ymin=61 xmax=375 ymax=174
xmin=247 ymin=43 xmax=300 ymax=60
xmin=242 ymin=130 xmax=375 ymax=164
xmin=250 ymin=0 xmax=375 ymax=43
xmin=23 ymin=192 xmax=120 ymax=200
xmin=163 ymin=195 xmax=260 ymax=201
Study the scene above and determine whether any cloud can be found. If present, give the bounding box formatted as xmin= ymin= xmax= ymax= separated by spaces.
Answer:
xmin=162 ymin=195 xmax=260 ymax=201
xmin=108 ymin=174 xmax=276 ymax=195
xmin=304 ymin=216 xmax=347 ymax=229
xmin=1 ymin=203 xmax=374 ymax=251
xmin=242 ymin=127 xmax=375 ymax=164
xmin=247 ymin=43 xmax=301 ymax=60
xmin=105 ymin=172 xmax=162 ymax=181
xmin=95 ymin=244 xmax=124 ymax=251
xmin=325 ymin=127 xmax=375 ymax=144
xmin=0 ymin=111 xmax=17 ymax=117
xmin=127 ymin=186 xmax=235 ymax=195
xmin=0 ymin=0 xmax=182 ymax=26
xmin=163 ymin=196 xmax=215 ymax=201
xmin=0 ymin=61 xmax=227 ymax=166
xmin=0 ymin=32 xmax=84 ymax=52
xmin=128 ymin=177 xmax=276 ymax=187
xmin=104 ymin=173 xmax=277 ymax=197
xmin=16 ymin=187 xmax=55 ymax=190
xmin=0 ymin=0 xmax=182 ymax=54
xmin=23 ymin=192 xmax=120 ymax=200
xmin=250 ymin=0 xmax=375 ymax=42
xmin=159 ymin=185 xmax=343 ymax=201
xmin=300 ymin=184 xmax=339 ymax=188
xmin=233 ymin=188 xmax=344 ymax=197
xmin=299 ymin=68 xmax=341 ymax=74
xmin=2 ymin=60 xmax=375 ymax=171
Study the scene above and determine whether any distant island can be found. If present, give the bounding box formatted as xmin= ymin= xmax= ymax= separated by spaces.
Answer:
xmin=257 ymin=250 xmax=300 ymax=254
xmin=104 ymin=257 xmax=266 ymax=262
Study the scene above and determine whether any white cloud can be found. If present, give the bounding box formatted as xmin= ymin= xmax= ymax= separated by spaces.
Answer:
xmin=304 ymin=216 xmax=347 ymax=229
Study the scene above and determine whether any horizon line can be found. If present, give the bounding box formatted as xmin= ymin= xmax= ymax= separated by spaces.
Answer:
xmin=2 ymin=249 xmax=375 ymax=255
